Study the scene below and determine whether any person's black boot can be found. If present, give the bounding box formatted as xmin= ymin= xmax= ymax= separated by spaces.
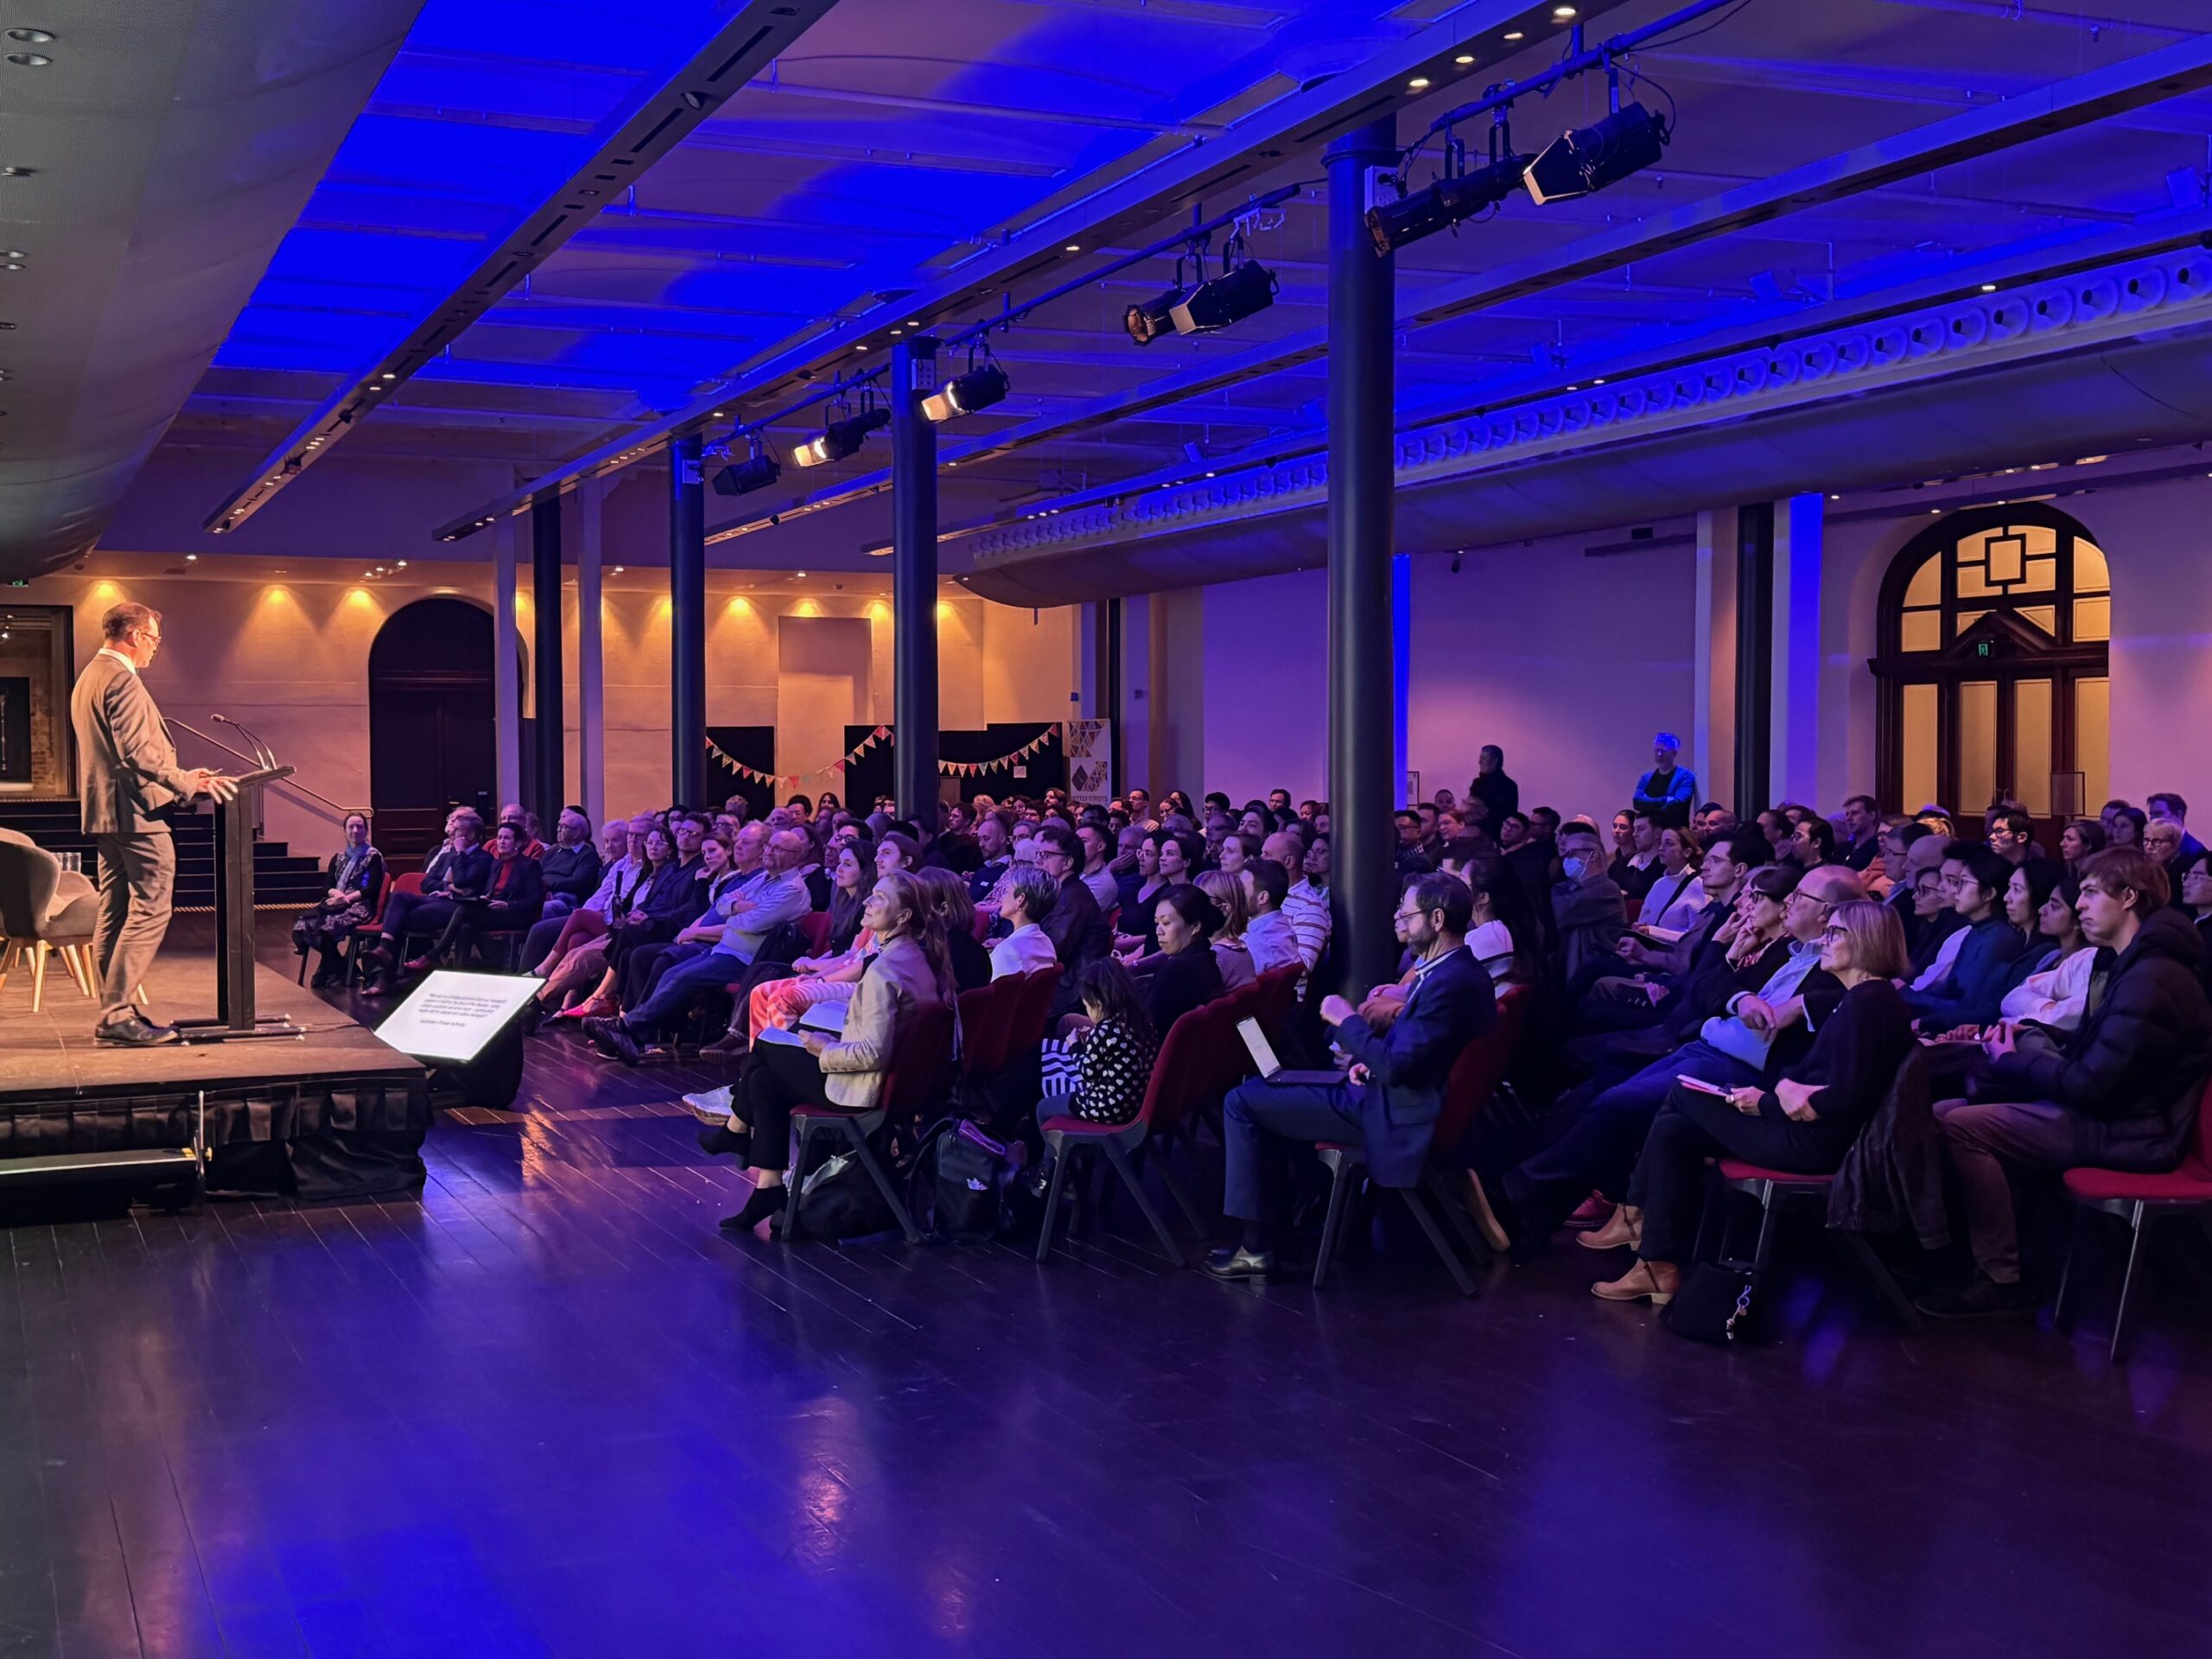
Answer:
xmin=718 ymin=1182 xmax=785 ymax=1234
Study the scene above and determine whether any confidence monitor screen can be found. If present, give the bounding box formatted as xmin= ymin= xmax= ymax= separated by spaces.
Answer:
xmin=373 ymin=970 xmax=540 ymax=1065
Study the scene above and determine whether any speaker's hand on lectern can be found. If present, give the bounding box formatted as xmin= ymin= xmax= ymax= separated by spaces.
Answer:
xmin=193 ymin=769 xmax=239 ymax=804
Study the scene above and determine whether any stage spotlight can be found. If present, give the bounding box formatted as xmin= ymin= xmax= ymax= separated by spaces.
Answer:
xmin=1522 ymin=102 xmax=1668 ymax=206
xmin=921 ymin=361 xmax=1010 ymax=423
xmin=1125 ymin=287 xmax=1185 ymax=346
xmin=712 ymin=444 xmax=781 ymax=496
xmin=1367 ymin=152 xmax=1531 ymax=255
xmin=791 ymin=405 xmax=889 ymax=468
xmin=1168 ymin=260 xmax=1277 ymax=334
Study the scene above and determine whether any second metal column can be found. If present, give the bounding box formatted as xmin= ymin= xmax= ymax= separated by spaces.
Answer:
xmin=531 ymin=494 xmax=564 ymax=823
xmin=892 ymin=337 xmax=939 ymax=821
xmin=669 ymin=432 xmax=707 ymax=807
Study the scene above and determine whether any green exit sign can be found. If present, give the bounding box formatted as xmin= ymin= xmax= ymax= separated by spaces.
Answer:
xmin=1974 ymin=640 xmax=1993 ymax=658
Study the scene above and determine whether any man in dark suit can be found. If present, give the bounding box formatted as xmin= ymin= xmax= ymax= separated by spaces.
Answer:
xmin=1206 ymin=873 xmax=1497 ymax=1279
xmin=1033 ymin=823 xmax=1108 ymax=969
xmin=69 ymin=603 xmax=235 ymax=1045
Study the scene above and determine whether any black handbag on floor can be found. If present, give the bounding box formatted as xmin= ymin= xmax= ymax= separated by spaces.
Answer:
xmin=912 ymin=1117 xmax=1018 ymax=1243
xmin=1664 ymin=1263 xmax=1758 ymax=1344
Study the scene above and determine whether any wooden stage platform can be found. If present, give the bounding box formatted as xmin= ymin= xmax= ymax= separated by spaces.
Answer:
xmin=0 ymin=952 xmax=432 ymax=1196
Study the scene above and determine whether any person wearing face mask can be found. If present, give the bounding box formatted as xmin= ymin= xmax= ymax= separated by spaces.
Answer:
xmin=1552 ymin=822 xmax=1626 ymax=983
xmin=1205 ymin=874 xmax=1497 ymax=1281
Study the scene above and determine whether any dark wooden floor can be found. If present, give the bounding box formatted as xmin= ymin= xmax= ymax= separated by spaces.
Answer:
xmin=6 ymin=946 xmax=2212 ymax=1656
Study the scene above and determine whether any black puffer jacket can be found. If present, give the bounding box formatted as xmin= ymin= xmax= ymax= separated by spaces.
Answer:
xmin=1988 ymin=906 xmax=2212 ymax=1165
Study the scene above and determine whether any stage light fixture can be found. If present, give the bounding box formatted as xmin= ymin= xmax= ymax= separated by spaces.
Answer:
xmin=921 ymin=361 xmax=1009 ymax=423
xmin=1522 ymin=101 xmax=1668 ymax=206
xmin=713 ymin=440 xmax=781 ymax=495
xmin=1124 ymin=286 xmax=1185 ymax=346
xmin=1168 ymin=259 xmax=1276 ymax=334
xmin=1366 ymin=151 xmax=1531 ymax=255
xmin=791 ymin=404 xmax=888 ymax=468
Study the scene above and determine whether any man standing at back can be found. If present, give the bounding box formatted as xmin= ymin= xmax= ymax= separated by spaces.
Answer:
xmin=71 ymin=603 xmax=234 ymax=1045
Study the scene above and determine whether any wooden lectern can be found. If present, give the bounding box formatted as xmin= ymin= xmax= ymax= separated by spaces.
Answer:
xmin=176 ymin=763 xmax=303 ymax=1043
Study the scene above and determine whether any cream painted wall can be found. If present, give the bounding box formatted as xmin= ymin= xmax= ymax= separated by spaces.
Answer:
xmin=10 ymin=559 xmax=1076 ymax=850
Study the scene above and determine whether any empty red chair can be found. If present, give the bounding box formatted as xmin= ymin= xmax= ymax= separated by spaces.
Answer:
xmin=797 ymin=911 xmax=835 ymax=957
xmin=2056 ymin=1074 xmax=2212 ymax=1361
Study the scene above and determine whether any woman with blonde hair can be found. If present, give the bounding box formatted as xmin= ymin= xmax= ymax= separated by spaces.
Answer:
xmin=1196 ymin=868 xmax=1254 ymax=990
xmin=1593 ymin=900 xmax=1915 ymax=1305
xmin=708 ymin=870 xmax=955 ymax=1233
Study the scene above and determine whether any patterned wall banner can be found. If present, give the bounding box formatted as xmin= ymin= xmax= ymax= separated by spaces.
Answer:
xmin=706 ymin=724 xmax=1060 ymax=790
xmin=1064 ymin=719 xmax=1112 ymax=806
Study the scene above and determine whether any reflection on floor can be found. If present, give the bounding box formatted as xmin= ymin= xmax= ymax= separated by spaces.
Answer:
xmin=3 ymin=945 xmax=2211 ymax=1657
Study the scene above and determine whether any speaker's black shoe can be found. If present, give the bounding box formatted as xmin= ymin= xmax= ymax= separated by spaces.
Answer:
xmin=96 ymin=1012 xmax=180 ymax=1047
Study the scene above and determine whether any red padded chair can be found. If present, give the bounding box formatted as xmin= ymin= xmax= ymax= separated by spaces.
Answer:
xmin=1033 ymin=1001 xmax=1213 ymax=1266
xmin=343 ymin=872 xmax=416 ymax=986
xmin=956 ymin=976 xmax=1021 ymax=1082
xmin=2055 ymin=1074 xmax=2212 ymax=1362
xmin=1310 ymin=987 xmax=1531 ymax=1295
xmin=969 ymin=902 xmax=994 ymax=943
xmin=1006 ymin=962 xmax=1064 ymax=1058
xmin=780 ymin=1001 xmax=956 ymax=1246
xmin=1251 ymin=963 xmax=1301 ymax=1039
xmin=797 ymin=911 xmax=836 ymax=957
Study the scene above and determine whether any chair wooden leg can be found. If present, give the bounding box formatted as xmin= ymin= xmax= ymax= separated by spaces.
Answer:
xmin=1101 ymin=1137 xmax=1182 ymax=1267
xmin=1033 ymin=1131 xmax=1072 ymax=1263
xmin=0 ymin=938 xmax=16 ymax=995
xmin=71 ymin=945 xmax=96 ymax=997
xmin=2111 ymin=1202 xmax=2148 ymax=1364
xmin=841 ymin=1119 xmax=921 ymax=1244
xmin=1312 ymin=1155 xmax=1355 ymax=1288
xmin=29 ymin=940 xmax=47 ymax=1014
xmin=1401 ymin=1185 xmax=1477 ymax=1298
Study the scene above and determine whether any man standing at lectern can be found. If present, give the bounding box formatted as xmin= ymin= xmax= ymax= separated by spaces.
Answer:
xmin=70 ymin=603 xmax=235 ymax=1045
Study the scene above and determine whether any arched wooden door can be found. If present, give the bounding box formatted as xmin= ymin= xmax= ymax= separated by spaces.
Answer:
xmin=368 ymin=597 xmax=496 ymax=856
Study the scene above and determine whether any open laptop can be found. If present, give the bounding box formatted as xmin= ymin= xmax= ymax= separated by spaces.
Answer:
xmin=1237 ymin=1017 xmax=1345 ymax=1087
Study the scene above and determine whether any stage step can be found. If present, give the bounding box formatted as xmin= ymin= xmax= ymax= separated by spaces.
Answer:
xmin=0 ymin=802 xmax=328 ymax=910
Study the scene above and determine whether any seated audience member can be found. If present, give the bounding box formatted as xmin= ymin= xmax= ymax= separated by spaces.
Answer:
xmin=1999 ymin=868 xmax=2094 ymax=1035
xmin=1892 ymin=828 xmax=1957 ymax=965
xmin=1756 ymin=809 xmax=1792 ymax=857
xmin=1214 ymin=830 xmax=1253 ymax=880
xmin=1463 ymin=861 xmax=1540 ymax=994
xmin=524 ymin=817 xmax=648 ymax=1002
xmin=495 ymin=803 xmax=544 ymax=860
xmin=1635 ymin=823 xmax=1707 ymax=932
xmin=1790 ymin=814 xmax=1841 ymax=869
xmin=919 ymin=867 xmax=992 ymax=993
xmin=1925 ymin=849 xmax=2212 ymax=1317
xmin=1198 ymin=869 xmax=1255 ymax=990
xmin=1589 ymin=901 xmax=1915 ymax=1303
xmin=1866 ymin=817 xmax=1922 ymax=900
xmin=1694 ymin=802 xmax=1738 ymax=840
xmin=292 ymin=811 xmax=385 ymax=988
xmin=967 ymin=813 xmax=1013 ymax=902
xmin=537 ymin=807 xmax=603 ymax=918
xmin=586 ymin=830 xmax=814 ymax=1061
xmin=2147 ymin=791 xmax=2205 ymax=861
xmin=703 ymin=871 xmax=957 ymax=1234
xmin=1116 ymin=828 xmax=1167 ymax=932
xmin=719 ymin=838 xmax=884 ymax=1050
xmin=1631 ymin=732 xmax=1696 ymax=828
xmin=548 ymin=823 xmax=697 ymax=1020
xmin=360 ymin=809 xmax=490 ymax=994
xmin=1605 ymin=811 xmax=1655 ymax=903
xmin=1206 ymin=874 xmax=1496 ymax=1279
xmin=992 ymin=867 xmax=1062 ymax=978
xmin=1024 ymin=958 xmax=1163 ymax=1196
xmin=1394 ymin=810 xmax=1432 ymax=877
xmin=616 ymin=830 xmax=742 ymax=1007
xmin=1903 ymin=842 xmax=2023 ymax=1030
xmin=1840 ymin=795 xmax=1882 ymax=872
xmin=875 ymin=831 xmax=922 ymax=880
xmin=1241 ymin=859 xmax=1301 ymax=977
xmin=415 ymin=820 xmax=544 ymax=971
xmin=1138 ymin=883 xmax=1227 ymax=1036
xmin=1987 ymin=858 xmax=2067 ymax=999
xmin=2057 ymin=817 xmax=2106 ymax=874
xmin=2144 ymin=815 xmax=2191 ymax=907
xmin=1988 ymin=807 xmax=2037 ymax=868
xmin=1580 ymin=858 xmax=1796 ymax=1061
xmin=1614 ymin=830 xmax=1769 ymax=985
xmin=2105 ymin=804 xmax=2146 ymax=850
xmin=1035 ymin=823 xmax=1109 ymax=972
xmin=2182 ymin=851 xmax=2212 ymax=1001
xmin=1552 ymin=819 xmax=1626 ymax=982
xmin=1274 ymin=831 xmax=1332 ymax=973
xmin=1506 ymin=864 xmax=1865 ymax=1239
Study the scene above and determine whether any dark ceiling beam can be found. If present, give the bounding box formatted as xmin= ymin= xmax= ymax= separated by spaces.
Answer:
xmin=201 ymin=0 xmax=839 ymax=537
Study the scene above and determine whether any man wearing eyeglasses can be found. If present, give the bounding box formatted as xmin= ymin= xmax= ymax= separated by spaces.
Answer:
xmin=70 ymin=603 xmax=237 ymax=1045
xmin=1033 ymin=822 xmax=1108 ymax=976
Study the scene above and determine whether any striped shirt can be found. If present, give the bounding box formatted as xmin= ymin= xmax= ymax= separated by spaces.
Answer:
xmin=1282 ymin=879 xmax=1332 ymax=972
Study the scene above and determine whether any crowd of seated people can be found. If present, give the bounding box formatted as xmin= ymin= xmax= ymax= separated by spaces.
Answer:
xmin=315 ymin=766 xmax=2212 ymax=1335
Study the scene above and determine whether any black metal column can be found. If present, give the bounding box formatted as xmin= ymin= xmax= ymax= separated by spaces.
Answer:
xmin=1325 ymin=115 xmax=1398 ymax=995
xmin=669 ymin=432 xmax=707 ymax=807
xmin=1733 ymin=500 xmax=1775 ymax=817
xmin=1106 ymin=597 xmax=1124 ymax=792
xmin=531 ymin=494 xmax=564 ymax=823
xmin=892 ymin=337 xmax=939 ymax=820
